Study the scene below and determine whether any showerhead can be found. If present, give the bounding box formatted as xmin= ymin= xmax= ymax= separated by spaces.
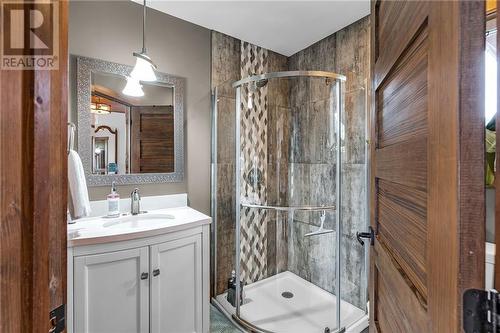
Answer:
xmin=249 ymin=78 xmax=268 ymax=92
xmin=255 ymin=78 xmax=268 ymax=88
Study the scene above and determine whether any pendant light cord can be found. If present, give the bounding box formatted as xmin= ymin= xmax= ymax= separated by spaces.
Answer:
xmin=142 ymin=0 xmax=147 ymax=54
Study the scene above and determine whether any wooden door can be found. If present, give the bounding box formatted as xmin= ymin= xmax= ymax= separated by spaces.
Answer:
xmin=0 ymin=1 xmax=68 ymax=332
xmin=130 ymin=105 xmax=174 ymax=173
xmin=150 ymin=234 xmax=203 ymax=333
xmin=74 ymin=247 xmax=150 ymax=333
xmin=370 ymin=1 xmax=484 ymax=332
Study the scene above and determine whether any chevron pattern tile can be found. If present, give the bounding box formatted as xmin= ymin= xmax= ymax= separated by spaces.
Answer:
xmin=239 ymin=42 xmax=269 ymax=284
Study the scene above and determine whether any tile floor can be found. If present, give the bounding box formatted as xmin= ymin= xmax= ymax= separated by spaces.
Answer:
xmin=210 ymin=304 xmax=242 ymax=333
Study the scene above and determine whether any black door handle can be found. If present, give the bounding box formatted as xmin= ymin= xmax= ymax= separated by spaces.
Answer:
xmin=356 ymin=226 xmax=374 ymax=246
xmin=140 ymin=272 xmax=149 ymax=280
xmin=153 ymin=268 xmax=160 ymax=277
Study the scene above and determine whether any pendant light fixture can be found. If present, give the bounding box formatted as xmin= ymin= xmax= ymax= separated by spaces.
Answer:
xmin=130 ymin=0 xmax=157 ymax=82
xmin=90 ymin=97 xmax=111 ymax=115
xmin=122 ymin=76 xmax=144 ymax=97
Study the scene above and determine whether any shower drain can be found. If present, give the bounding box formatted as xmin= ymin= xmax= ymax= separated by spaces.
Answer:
xmin=281 ymin=291 xmax=294 ymax=299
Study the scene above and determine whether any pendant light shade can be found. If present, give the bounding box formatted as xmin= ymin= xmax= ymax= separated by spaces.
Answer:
xmin=122 ymin=77 xmax=144 ymax=97
xmin=131 ymin=52 xmax=157 ymax=82
xmin=131 ymin=0 xmax=157 ymax=82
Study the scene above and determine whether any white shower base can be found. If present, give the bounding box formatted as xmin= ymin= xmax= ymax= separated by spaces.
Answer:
xmin=215 ymin=271 xmax=368 ymax=333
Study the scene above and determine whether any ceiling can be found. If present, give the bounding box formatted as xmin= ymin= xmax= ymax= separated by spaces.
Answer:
xmin=135 ymin=1 xmax=370 ymax=56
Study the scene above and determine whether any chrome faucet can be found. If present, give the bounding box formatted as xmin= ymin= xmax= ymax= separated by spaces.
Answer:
xmin=131 ymin=188 xmax=141 ymax=215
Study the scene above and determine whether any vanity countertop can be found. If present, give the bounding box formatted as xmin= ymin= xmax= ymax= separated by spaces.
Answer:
xmin=68 ymin=206 xmax=211 ymax=247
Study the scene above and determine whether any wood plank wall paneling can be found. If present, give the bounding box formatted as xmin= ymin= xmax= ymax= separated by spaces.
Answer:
xmin=0 ymin=1 xmax=68 ymax=331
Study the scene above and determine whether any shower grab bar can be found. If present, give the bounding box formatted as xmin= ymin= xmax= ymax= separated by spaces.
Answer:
xmin=241 ymin=203 xmax=335 ymax=212
xmin=232 ymin=70 xmax=346 ymax=88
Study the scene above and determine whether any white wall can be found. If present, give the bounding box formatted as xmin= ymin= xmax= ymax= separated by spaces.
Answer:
xmin=69 ymin=1 xmax=211 ymax=214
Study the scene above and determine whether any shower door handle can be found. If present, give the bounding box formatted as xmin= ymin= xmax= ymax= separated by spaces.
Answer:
xmin=356 ymin=226 xmax=374 ymax=246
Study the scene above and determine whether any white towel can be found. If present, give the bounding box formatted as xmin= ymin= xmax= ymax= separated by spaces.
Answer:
xmin=68 ymin=149 xmax=91 ymax=218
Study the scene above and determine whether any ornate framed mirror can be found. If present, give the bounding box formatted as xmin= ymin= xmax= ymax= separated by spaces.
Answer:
xmin=76 ymin=56 xmax=185 ymax=186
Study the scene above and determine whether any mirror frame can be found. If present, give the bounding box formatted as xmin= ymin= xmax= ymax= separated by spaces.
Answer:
xmin=76 ymin=55 xmax=184 ymax=186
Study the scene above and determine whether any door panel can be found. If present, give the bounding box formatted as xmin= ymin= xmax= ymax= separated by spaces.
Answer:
xmin=74 ymin=247 xmax=149 ymax=333
xmin=376 ymin=26 xmax=428 ymax=149
xmin=131 ymin=105 xmax=174 ymax=173
xmin=374 ymin=241 xmax=428 ymax=333
xmin=370 ymin=1 xmax=484 ymax=332
xmin=377 ymin=179 xmax=427 ymax=299
xmin=374 ymin=1 xmax=429 ymax=88
xmin=375 ymin=136 xmax=427 ymax=190
xmin=150 ymin=234 xmax=203 ymax=333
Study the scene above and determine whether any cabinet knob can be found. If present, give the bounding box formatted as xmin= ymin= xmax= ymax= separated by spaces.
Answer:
xmin=140 ymin=272 xmax=149 ymax=280
xmin=153 ymin=268 xmax=160 ymax=277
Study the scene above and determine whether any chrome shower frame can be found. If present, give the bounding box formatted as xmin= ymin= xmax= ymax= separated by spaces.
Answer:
xmin=229 ymin=71 xmax=347 ymax=333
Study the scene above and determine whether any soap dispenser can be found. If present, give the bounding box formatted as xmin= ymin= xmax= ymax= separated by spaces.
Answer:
xmin=107 ymin=181 xmax=120 ymax=217
xmin=226 ymin=270 xmax=244 ymax=306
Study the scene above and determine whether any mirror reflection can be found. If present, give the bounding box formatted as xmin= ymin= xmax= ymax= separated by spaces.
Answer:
xmin=90 ymin=72 xmax=174 ymax=175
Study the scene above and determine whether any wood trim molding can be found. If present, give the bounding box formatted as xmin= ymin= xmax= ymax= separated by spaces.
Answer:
xmin=95 ymin=125 xmax=117 ymax=135
xmin=0 ymin=1 xmax=68 ymax=331
xmin=457 ymin=0 xmax=486 ymax=319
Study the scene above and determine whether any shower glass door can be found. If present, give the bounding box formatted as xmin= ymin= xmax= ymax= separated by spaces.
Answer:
xmin=234 ymin=72 xmax=343 ymax=333
xmin=211 ymin=71 xmax=369 ymax=333
xmin=338 ymin=78 xmax=370 ymax=331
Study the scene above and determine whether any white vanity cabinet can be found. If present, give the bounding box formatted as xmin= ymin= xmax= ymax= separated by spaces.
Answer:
xmin=74 ymin=247 xmax=150 ymax=333
xmin=67 ymin=212 xmax=210 ymax=333
xmin=150 ymin=234 xmax=203 ymax=333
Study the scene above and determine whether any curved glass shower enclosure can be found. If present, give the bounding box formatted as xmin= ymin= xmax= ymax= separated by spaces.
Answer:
xmin=211 ymin=71 xmax=369 ymax=333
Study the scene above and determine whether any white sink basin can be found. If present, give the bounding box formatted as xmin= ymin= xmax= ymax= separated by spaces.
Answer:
xmin=67 ymin=207 xmax=211 ymax=247
xmin=102 ymin=213 xmax=175 ymax=229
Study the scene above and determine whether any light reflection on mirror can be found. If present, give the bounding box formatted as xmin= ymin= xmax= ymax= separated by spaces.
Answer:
xmin=90 ymin=72 xmax=174 ymax=175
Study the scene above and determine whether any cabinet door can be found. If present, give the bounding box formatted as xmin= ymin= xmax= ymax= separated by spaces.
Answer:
xmin=74 ymin=247 xmax=149 ymax=333
xmin=151 ymin=234 xmax=203 ymax=333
